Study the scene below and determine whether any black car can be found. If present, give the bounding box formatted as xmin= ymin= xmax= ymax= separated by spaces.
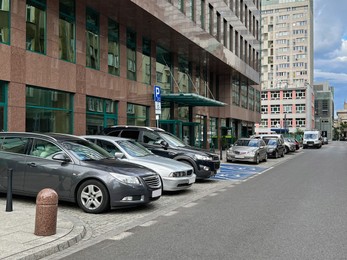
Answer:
xmin=0 ymin=132 xmax=162 ymax=213
xmin=102 ymin=126 xmax=220 ymax=179
xmin=263 ymin=137 xmax=285 ymax=158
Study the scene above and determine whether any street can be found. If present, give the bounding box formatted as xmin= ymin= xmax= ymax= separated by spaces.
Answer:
xmin=43 ymin=141 xmax=347 ymax=259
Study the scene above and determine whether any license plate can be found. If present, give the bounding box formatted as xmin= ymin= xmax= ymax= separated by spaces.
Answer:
xmin=235 ymin=155 xmax=244 ymax=159
xmin=189 ymin=178 xmax=195 ymax=184
xmin=152 ymin=189 xmax=162 ymax=197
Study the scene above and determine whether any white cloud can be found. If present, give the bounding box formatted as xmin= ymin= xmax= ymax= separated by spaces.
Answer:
xmin=314 ymin=69 xmax=347 ymax=84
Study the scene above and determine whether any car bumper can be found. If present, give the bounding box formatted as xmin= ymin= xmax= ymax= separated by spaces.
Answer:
xmin=162 ymin=174 xmax=196 ymax=191
xmin=195 ymin=160 xmax=220 ymax=179
xmin=226 ymin=154 xmax=256 ymax=162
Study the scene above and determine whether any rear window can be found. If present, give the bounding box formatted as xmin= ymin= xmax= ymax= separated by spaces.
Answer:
xmin=0 ymin=137 xmax=30 ymax=154
xmin=119 ymin=130 xmax=140 ymax=140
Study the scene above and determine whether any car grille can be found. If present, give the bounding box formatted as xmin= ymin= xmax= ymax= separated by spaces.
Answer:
xmin=142 ymin=175 xmax=161 ymax=189
xmin=307 ymin=141 xmax=314 ymax=145
xmin=172 ymin=170 xmax=193 ymax=177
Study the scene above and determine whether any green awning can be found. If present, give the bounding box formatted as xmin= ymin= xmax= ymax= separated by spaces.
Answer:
xmin=161 ymin=93 xmax=227 ymax=107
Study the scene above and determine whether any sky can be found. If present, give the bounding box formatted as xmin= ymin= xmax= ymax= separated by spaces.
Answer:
xmin=314 ymin=0 xmax=347 ymax=115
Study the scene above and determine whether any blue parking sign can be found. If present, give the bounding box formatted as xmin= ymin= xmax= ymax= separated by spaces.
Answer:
xmin=154 ymin=85 xmax=161 ymax=102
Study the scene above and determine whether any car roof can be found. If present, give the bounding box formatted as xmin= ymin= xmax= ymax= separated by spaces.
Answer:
xmin=82 ymin=135 xmax=132 ymax=142
xmin=104 ymin=125 xmax=166 ymax=132
xmin=0 ymin=132 xmax=84 ymax=142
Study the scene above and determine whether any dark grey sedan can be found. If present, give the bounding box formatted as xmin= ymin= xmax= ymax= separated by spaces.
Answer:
xmin=0 ymin=132 xmax=162 ymax=213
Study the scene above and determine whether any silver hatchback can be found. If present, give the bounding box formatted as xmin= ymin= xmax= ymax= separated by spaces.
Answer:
xmin=0 ymin=132 xmax=162 ymax=213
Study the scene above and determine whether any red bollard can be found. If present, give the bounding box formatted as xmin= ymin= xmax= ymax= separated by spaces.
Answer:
xmin=34 ymin=188 xmax=58 ymax=236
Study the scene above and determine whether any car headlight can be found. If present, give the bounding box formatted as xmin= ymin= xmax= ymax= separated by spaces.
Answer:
xmin=268 ymin=148 xmax=274 ymax=152
xmin=247 ymin=151 xmax=255 ymax=156
xmin=109 ymin=172 xmax=141 ymax=185
xmin=193 ymin=154 xmax=212 ymax=161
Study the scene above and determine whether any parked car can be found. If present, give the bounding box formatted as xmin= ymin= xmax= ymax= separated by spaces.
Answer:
xmin=284 ymin=138 xmax=296 ymax=153
xmin=0 ymin=132 xmax=162 ymax=214
xmin=101 ymin=126 xmax=220 ymax=179
xmin=82 ymin=135 xmax=196 ymax=191
xmin=303 ymin=130 xmax=322 ymax=149
xmin=226 ymin=138 xmax=268 ymax=164
xmin=263 ymin=138 xmax=285 ymax=158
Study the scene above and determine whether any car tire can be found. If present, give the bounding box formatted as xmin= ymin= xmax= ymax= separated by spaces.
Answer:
xmin=285 ymin=146 xmax=289 ymax=154
xmin=255 ymin=154 xmax=260 ymax=164
xmin=275 ymin=151 xmax=279 ymax=159
xmin=281 ymin=150 xmax=285 ymax=157
xmin=77 ymin=179 xmax=110 ymax=214
xmin=263 ymin=153 xmax=268 ymax=162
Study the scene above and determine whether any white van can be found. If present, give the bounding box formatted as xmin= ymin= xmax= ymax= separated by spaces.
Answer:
xmin=303 ymin=130 xmax=322 ymax=149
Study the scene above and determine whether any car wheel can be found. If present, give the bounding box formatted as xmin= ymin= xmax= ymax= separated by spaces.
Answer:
xmin=285 ymin=146 xmax=289 ymax=154
xmin=281 ymin=150 xmax=285 ymax=157
xmin=255 ymin=154 xmax=260 ymax=164
xmin=263 ymin=153 xmax=268 ymax=162
xmin=77 ymin=180 xmax=110 ymax=214
xmin=275 ymin=151 xmax=279 ymax=159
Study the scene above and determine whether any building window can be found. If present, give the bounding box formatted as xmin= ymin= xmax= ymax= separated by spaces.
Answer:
xmin=248 ymin=87 xmax=254 ymax=111
xmin=283 ymin=104 xmax=292 ymax=114
xmin=283 ymin=90 xmax=292 ymax=99
xmin=86 ymin=7 xmax=99 ymax=69
xmin=261 ymin=92 xmax=267 ymax=100
xmin=127 ymin=103 xmax=148 ymax=126
xmin=296 ymin=90 xmax=305 ymax=99
xmin=178 ymin=0 xmax=184 ymax=12
xmin=26 ymin=0 xmax=46 ymax=54
xmin=127 ymin=29 xmax=136 ymax=81
xmin=271 ymin=91 xmax=280 ymax=100
xmin=26 ymin=86 xmax=72 ymax=133
xmin=208 ymin=4 xmax=213 ymax=35
xmin=86 ymin=96 xmax=117 ymax=134
xmin=0 ymin=0 xmax=10 ymax=44
xmin=156 ymin=46 xmax=172 ymax=94
xmin=241 ymin=81 xmax=248 ymax=109
xmin=59 ymin=0 xmax=75 ymax=62
xmin=270 ymin=105 xmax=280 ymax=114
xmin=296 ymin=104 xmax=305 ymax=113
xmin=296 ymin=118 xmax=305 ymax=127
xmin=261 ymin=105 xmax=268 ymax=114
xmin=232 ymin=75 xmax=240 ymax=106
xmin=108 ymin=19 xmax=120 ymax=76
xmin=260 ymin=119 xmax=267 ymax=127
xmin=271 ymin=119 xmax=280 ymax=128
xmin=200 ymin=0 xmax=205 ymax=30
xmin=255 ymin=90 xmax=261 ymax=112
xmin=0 ymin=81 xmax=7 ymax=131
xmin=178 ymin=56 xmax=189 ymax=93
xmin=190 ymin=0 xmax=195 ymax=22
xmin=142 ymin=38 xmax=151 ymax=84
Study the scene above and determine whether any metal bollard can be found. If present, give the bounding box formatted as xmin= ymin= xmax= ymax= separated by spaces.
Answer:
xmin=6 ymin=168 xmax=13 ymax=212
xmin=34 ymin=188 xmax=58 ymax=236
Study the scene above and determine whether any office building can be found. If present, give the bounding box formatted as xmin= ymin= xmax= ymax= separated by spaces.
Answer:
xmin=0 ymin=0 xmax=261 ymax=149
xmin=313 ymin=82 xmax=334 ymax=140
xmin=256 ymin=0 xmax=314 ymax=134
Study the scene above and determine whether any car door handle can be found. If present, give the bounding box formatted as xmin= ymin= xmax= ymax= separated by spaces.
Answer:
xmin=27 ymin=162 xmax=37 ymax=167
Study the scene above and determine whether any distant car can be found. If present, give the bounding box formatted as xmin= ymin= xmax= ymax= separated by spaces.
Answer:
xmin=226 ymin=138 xmax=268 ymax=164
xmin=263 ymin=138 xmax=285 ymax=158
xmin=284 ymin=138 xmax=296 ymax=153
xmin=323 ymin=137 xmax=328 ymax=144
xmin=82 ymin=135 xmax=196 ymax=192
xmin=0 ymin=132 xmax=162 ymax=214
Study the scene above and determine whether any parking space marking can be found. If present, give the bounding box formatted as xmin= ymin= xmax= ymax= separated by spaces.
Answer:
xmin=140 ymin=220 xmax=157 ymax=227
xmin=212 ymin=163 xmax=268 ymax=181
xmin=163 ymin=211 xmax=178 ymax=216
xmin=183 ymin=202 xmax=198 ymax=208
xmin=109 ymin=232 xmax=133 ymax=241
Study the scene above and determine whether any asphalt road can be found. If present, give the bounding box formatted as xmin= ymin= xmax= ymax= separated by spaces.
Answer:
xmin=53 ymin=141 xmax=347 ymax=260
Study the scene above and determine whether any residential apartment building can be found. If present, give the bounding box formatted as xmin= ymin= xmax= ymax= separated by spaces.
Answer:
xmin=256 ymin=0 xmax=314 ymax=134
xmin=313 ymin=82 xmax=334 ymax=140
xmin=0 ymin=0 xmax=261 ymax=149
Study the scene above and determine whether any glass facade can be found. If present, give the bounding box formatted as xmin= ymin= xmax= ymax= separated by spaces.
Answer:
xmin=59 ymin=0 xmax=75 ymax=62
xmin=86 ymin=7 xmax=99 ymax=69
xmin=142 ymin=37 xmax=151 ymax=84
xmin=126 ymin=29 xmax=136 ymax=80
xmin=108 ymin=19 xmax=120 ymax=76
xmin=26 ymin=86 xmax=73 ymax=133
xmin=127 ymin=103 xmax=148 ymax=126
xmin=26 ymin=0 xmax=46 ymax=53
xmin=156 ymin=46 xmax=172 ymax=94
xmin=0 ymin=0 xmax=10 ymax=44
xmin=86 ymin=96 xmax=117 ymax=134
xmin=0 ymin=81 xmax=6 ymax=131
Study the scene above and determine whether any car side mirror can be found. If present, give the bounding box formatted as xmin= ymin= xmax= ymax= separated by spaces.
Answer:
xmin=160 ymin=140 xmax=169 ymax=149
xmin=52 ymin=153 xmax=71 ymax=162
xmin=114 ymin=152 xmax=125 ymax=159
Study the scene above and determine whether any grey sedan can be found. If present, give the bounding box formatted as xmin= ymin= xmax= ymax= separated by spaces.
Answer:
xmin=0 ymin=132 xmax=162 ymax=214
xmin=82 ymin=135 xmax=196 ymax=191
xmin=226 ymin=138 xmax=268 ymax=164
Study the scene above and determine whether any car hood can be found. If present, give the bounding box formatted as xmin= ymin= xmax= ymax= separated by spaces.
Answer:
xmin=230 ymin=146 xmax=258 ymax=152
xmin=83 ymin=158 xmax=155 ymax=176
xmin=170 ymin=145 xmax=218 ymax=158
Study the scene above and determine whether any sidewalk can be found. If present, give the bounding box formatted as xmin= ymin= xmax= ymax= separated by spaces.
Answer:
xmin=0 ymin=198 xmax=86 ymax=260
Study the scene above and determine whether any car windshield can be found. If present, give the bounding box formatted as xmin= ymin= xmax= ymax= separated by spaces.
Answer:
xmin=117 ymin=140 xmax=152 ymax=157
xmin=157 ymin=132 xmax=186 ymax=147
xmin=304 ymin=133 xmax=317 ymax=139
xmin=62 ymin=140 xmax=110 ymax=161
xmin=248 ymin=140 xmax=260 ymax=147
xmin=264 ymin=139 xmax=277 ymax=145
xmin=235 ymin=139 xmax=250 ymax=146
